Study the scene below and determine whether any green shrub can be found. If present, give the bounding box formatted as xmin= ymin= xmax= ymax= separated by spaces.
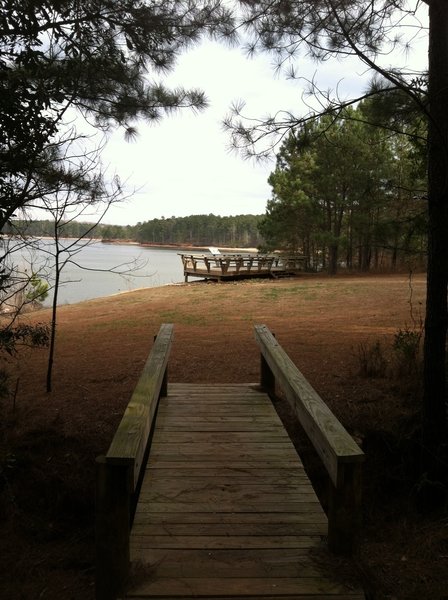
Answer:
xmin=393 ymin=327 xmax=422 ymax=375
xmin=25 ymin=274 xmax=49 ymax=303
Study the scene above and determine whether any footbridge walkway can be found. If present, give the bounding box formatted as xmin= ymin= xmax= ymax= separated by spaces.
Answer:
xmin=95 ymin=324 xmax=365 ymax=600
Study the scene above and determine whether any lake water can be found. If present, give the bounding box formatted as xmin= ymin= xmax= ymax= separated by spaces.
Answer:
xmin=9 ymin=240 xmax=185 ymax=306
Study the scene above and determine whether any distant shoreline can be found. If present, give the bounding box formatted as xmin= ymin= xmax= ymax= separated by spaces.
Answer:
xmin=1 ymin=235 xmax=258 ymax=254
xmin=101 ymin=239 xmax=259 ymax=253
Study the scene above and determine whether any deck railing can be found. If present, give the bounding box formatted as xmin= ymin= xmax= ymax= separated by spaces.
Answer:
xmin=180 ymin=253 xmax=305 ymax=281
xmin=95 ymin=323 xmax=174 ymax=600
xmin=254 ymin=324 xmax=364 ymax=555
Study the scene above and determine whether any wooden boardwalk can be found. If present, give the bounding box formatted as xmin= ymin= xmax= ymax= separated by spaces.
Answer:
xmin=125 ymin=383 xmax=364 ymax=599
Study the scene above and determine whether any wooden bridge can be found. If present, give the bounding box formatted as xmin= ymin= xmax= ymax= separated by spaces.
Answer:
xmin=95 ymin=324 xmax=365 ymax=600
xmin=179 ymin=253 xmax=305 ymax=282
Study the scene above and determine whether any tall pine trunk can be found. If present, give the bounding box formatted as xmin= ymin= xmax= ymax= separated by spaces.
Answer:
xmin=328 ymin=244 xmax=338 ymax=275
xmin=422 ymin=0 xmax=448 ymax=474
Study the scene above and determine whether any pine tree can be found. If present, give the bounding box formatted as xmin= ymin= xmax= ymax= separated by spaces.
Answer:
xmin=232 ymin=0 xmax=446 ymax=477
xmin=0 ymin=0 xmax=234 ymax=228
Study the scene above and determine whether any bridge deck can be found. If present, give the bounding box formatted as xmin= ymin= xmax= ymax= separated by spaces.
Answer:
xmin=126 ymin=383 xmax=364 ymax=599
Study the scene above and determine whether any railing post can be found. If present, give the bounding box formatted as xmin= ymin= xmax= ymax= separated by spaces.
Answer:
xmin=160 ymin=366 xmax=168 ymax=398
xmin=153 ymin=332 xmax=169 ymax=399
xmin=95 ymin=457 xmax=131 ymax=600
xmin=260 ymin=354 xmax=275 ymax=396
xmin=327 ymin=462 xmax=362 ymax=555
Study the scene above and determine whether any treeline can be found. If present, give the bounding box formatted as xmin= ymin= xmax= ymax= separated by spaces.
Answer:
xmin=4 ymin=214 xmax=264 ymax=249
xmin=3 ymin=219 xmax=106 ymax=239
xmin=134 ymin=214 xmax=262 ymax=247
xmin=260 ymin=95 xmax=428 ymax=273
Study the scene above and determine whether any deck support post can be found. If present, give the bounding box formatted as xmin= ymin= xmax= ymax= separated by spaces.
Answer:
xmin=328 ymin=462 xmax=362 ymax=555
xmin=95 ymin=457 xmax=131 ymax=600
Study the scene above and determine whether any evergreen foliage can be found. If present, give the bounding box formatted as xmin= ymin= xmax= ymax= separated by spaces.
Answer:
xmin=4 ymin=214 xmax=263 ymax=249
xmin=232 ymin=0 xmax=447 ymax=483
xmin=0 ymin=1 xmax=234 ymax=229
xmin=135 ymin=214 xmax=263 ymax=247
xmin=261 ymin=100 xmax=427 ymax=272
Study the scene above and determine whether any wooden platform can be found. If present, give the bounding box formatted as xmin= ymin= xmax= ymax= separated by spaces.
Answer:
xmin=126 ymin=383 xmax=364 ymax=599
xmin=179 ymin=254 xmax=305 ymax=282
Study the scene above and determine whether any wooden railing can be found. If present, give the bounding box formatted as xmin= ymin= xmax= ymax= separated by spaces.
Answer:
xmin=254 ymin=324 xmax=364 ymax=555
xmin=179 ymin=253 xmax=306 ymax=281
xmin=95 ymin=323 xmax=174 ymax=600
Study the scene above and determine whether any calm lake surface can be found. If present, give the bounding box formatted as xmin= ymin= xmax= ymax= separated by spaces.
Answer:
xmin=14 ymin=240 xmax=185 ymax=306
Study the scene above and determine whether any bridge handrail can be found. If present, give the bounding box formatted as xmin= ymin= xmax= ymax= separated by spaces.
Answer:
xmin=254 ymin=323 xmax=364 ymax=555
xmin=106 ymin=322 xmax=174 ymax=489
xmin=95 ymin=323 xmax=174 ymax=599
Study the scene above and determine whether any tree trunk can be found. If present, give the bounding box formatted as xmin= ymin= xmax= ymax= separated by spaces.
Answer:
xmin=46 ymin=250 xmax=60 ymax=393
xmin=422 ymin=0 xmax=448 ymax=475
xmin=346 ymin=208 xmax=353 ymax=269
xmin=328 ymin=244 xmax=338 ymax=275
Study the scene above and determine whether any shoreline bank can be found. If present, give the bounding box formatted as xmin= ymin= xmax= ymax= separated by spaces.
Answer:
xmin=101 ymin=239 xmax=259 ymax=253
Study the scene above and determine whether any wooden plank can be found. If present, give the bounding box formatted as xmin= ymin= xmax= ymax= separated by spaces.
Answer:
xmin=162 ymin=387 xmax=270 ymax=404
xmin=145 ymin=467 xmax=307 ymax=478
xmin=155 ymin=422 xmax=285 ymax=432
xmin=165 ymin=389 xmax=269 ymax=396
xmin=164 ymin=389 xmax=269 ymax=396
xmin=163 ymin=388 xmax=272 ymax=398
xmin=150 ymin=439 xmax=295 ymax=449
xmin=162 ymin=394 xmax=269 ymax=401
xmin=151 ymin=431 xmax=289 ymax=443
xmin=156 ymin=415 xmax=280 ymax=422
xmin=138 ymin=491 xmax=320 ymax=505
xmin=147 ymin=451 xmax=300 ymax=463
xmin=131 ymin=522 xmax=327 ymax=536
xmin=159 ymin=401 xmax=272 ymax=408
xmin=159 ymin=397 xmax=275 ymax=405
xmin=128 ymin=596 xmax=364 ymax=600
xmin=134 ymin=501 xmax=322 ymax=513
xmin=106 ymin=323 xmax=174 ymax=490
xmin=127 ymin=576 xmax=359 ymax=597
xmin=132 ymin=512 xmax=326 ymax=526
xmin=158 ymin=404 xmax=276 ymax=414
xmin=150 ymin=439 xmax=292 ymax=448
xmin=130 ymin=535 xmax=323 ymax=550
xmin=146 ymin=458 xmax=304 ymax=468
xmin=139 ymin=479 xmax=318 ymax=496
xmin=129 ymin=547 xmax=325 ymax=578
xmin=169 ymin=383 xmax=261 ymax=390
xmin=144 ymin=472 xmax=309 ymax=483
xmin=139 ymin=488 xmax=319 ymax=504
xmin=155 ymin=414 xmax=279 ymax=424
xmin=254 ymin=325 xmax=364 ymax=487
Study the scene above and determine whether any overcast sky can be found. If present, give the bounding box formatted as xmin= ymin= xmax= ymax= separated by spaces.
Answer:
xmin=86 ymin=11 xmax=428 ymax=227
